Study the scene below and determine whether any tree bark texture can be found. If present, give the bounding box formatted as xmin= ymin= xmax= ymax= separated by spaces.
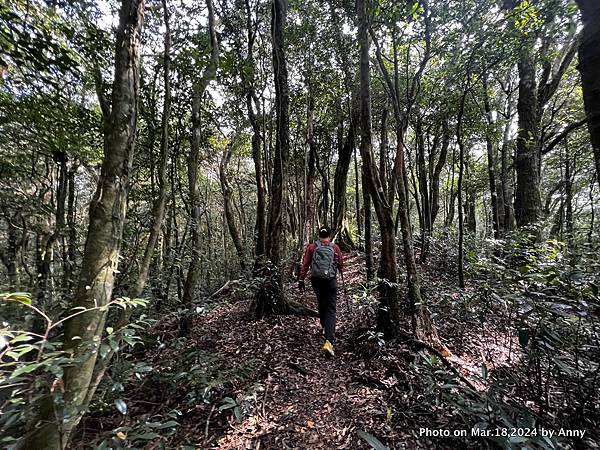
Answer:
xmin=575 ymin=0 xmax=600 ymax=189
xmin=514 ymin=54 xmax=542 ymax=228
xmin=361 ymin=164 xmax=374 ymax=280
xmin=358 ymin=0 xmax=400 ymax=339
xmin=19 ymin=1 xmax=145 ymax=447
xmin=254 ymin=0 xmax=316 ymax=319
xmin=181 ymin=0 xmax=219 ymax=333
xmin=483 ymin=75 xmax=501 ymax=238
xmin=220 ymin=146 xmax=246 ymax=270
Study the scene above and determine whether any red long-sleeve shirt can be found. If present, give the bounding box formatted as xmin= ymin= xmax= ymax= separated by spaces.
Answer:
xmin=300 ymin=239 xmax=344 ymax=280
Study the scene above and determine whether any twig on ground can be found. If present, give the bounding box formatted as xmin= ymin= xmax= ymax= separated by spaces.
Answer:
xmin=261 ymin=375 xmax=270 ymax=418
xmin=287 ymin=361 xmax=310 ymax=376
xmin=401 ymin=332 xmax=478 ymax=391
xmin=204 ymin=404 xmax=216 ymax=442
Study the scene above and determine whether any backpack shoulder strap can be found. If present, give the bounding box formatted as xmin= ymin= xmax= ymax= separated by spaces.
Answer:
xmin=315 ymin=240 xmax=321 ymax=248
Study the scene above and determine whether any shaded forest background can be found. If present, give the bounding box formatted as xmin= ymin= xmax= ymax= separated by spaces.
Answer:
xmin=1 ymin=0 xmax=599 ymax=448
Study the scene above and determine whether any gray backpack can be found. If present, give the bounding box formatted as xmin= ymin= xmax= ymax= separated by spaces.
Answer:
xmin=310 ymin=240 xmax=337 ymax=279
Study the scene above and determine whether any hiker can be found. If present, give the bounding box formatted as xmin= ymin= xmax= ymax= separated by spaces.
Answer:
xmin=298 ymin=226 xmax=344 ymax=357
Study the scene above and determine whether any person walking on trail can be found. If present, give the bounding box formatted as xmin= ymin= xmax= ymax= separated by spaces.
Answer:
xmin=298 ymin=226 xmax=344 ymax=357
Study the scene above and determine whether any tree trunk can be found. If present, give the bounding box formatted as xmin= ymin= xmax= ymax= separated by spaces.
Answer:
xmin=367 ymin=0 xmax=440 ymax=345
xmin=55 ymin=152 xmax=68 ymax=291
xmin=379 ymin=107 xmax=389 ymax=196
xmin=415 ymin=120 xmax=431 ymax=261
xmin=358 ymin=0 xmax=399 ymax=338
xmin=575 ymin=0 xmax=600 ymax=190
xmin=564 ymin=139 xmax=574 ymax=244
xmin=253 ymin=0 xmax=316 ymax=319
xmin=588 ymin=174 xmax=596 ymax=244
xmin=361 ymin=164 xmax=374 ymax=280
xmin=18 ymin=1 xmax=145 ymax=447
xmin=181 ymin=0 xmax=219 ymax=334
xmin=243 ymin=0 xmax=266 ymax=258
xmin=500 ymin=95 xmax=516 ymax=231
xmin=514 ymin=53 xmax=542 ymax=228
xmin=483 ymin=75 xmax=500 ymax=239
xmin=513 ymin=27 xmax=577 ymax=229
xmin=65 ymin=162 xmax=78 ymax=292
xmin=129 ymin=0 xmax=171 ymax=301
xmin=353 ymin=144 xmax=362 ymax=239
xmin=431 ymin=123 xmax=449 ymax=228
xmin=265 ymin=0 xmax=289 ymax=269
xmin=333 ymin=98 xmax=358 ymax=249
xmin=1 ymin=208 xmax=20 ymax=289
xmin=220 ymin=146 xmax=246 ymax=270
xmin=302 ymin=89 xmax=317 ymax=246
xmin=446 ymin=144 xmax=456 ymax=228
xmin=416 ymin=121 xmax=431 ymax=236
xmin=457 ymin=87 xmax=468 ymax=289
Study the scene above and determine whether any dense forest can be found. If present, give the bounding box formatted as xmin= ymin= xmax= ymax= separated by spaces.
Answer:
xmin=1 ymin=0 xmax=599 ymax=448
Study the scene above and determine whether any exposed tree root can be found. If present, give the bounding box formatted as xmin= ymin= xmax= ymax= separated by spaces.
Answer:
xmin=274 ymin=298 xmax=319 ymax=317
xmin=398 ymin=330 xmax=477 ymax=391
xmin=334 ymin=226 xmax=356 ymax=252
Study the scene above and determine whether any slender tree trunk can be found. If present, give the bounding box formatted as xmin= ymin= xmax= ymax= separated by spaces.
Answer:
xmin=416 ymin=121 xmax=431 ymax=235
xmin=302 ymin=90 xmax=317 ymax=246
xmin=431 ymin=124 xmax=449 ymax=227
xmin=181 ymin=0 xmax=219 ymax=333
xmin=1 ymin=208 xmax=20 ymax=289
xmin=129 ymin=0 xmax=171 ymax=301
xmin=265 ymin=0 xmax=288 ymax=269
xmin=358 ymin=0 xmax=399 ymax=338
xmin=81 ymin=0 xmax=172 ymax=407
xmin=589 ymin=174 xmax=596 ymax=244
xmin=446 ymin=144 xmax=456 ymax=228
xmin=565 ymin=139 xmax=574 ymax=245
xmin=514 ymin=53 xmax=542 ymax=229
xmin=19 ymin=1 xmax=145 ymax=447
xmin=65 ymin=162 xmax=78 ymax=292
xmin=220 ymin=146 xmax=246 ymax=270
xmin=333 ymin=99 xmax=358 ymax=249
xmin=457 ymin=87 xmax=468 ymax=289
xmin=244 ymin=0 xmax=266 ymax=258
xmin=253 ymin=0 xmax=316 ymax=319
xmin=483 ymin=75 xmax=501 ymax=239
xmin=575 ymin=1 xmax=600 ymax=189
xmin=415 ymin=120 xmax=431 ymax=261
xmin=361 ymin=164 xmax=374 ymax=280
xmin=250 ymin=104 xmax=266 ymax=258
xmin=379 ymin=107 xmax=389 ymax=195
xmin=367 ymin=0 xmax=440 ymax=345
xmin=500 ymin=96 xmax=516 ymax=231
xmin=55 ymin=152 xmax=68 ymax=291
xmin=353 ymin=144 xmax=362 ymax=239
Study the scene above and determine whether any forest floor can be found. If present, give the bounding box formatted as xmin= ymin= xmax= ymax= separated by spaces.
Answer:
xmin=78 ymin=252 xmax=524 ymax=449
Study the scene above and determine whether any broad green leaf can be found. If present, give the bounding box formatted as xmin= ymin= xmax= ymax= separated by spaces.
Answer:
xmin=11 ymin=362 xmax=40 ymax=378
xmin=3 ymin=292 xmax=32 ymax=305
xmin=358 ymin=430 xmax=389 ymax=450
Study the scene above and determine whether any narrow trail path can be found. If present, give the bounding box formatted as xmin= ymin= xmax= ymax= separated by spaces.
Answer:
xmin=187 ymin=253 xmax=421 ymax=449
xmin=202 ymin=254 xmax=387 ymax=449
xmin=79 ymin=252 xmax=512 ymax=449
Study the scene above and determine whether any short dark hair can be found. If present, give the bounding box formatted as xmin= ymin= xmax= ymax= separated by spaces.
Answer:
xmin=318 ymin=226 xmax=331 ymax=238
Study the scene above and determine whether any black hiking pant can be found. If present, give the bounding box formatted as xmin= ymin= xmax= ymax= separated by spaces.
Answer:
xmin=311 ymin=277 xmax=337 ymax=343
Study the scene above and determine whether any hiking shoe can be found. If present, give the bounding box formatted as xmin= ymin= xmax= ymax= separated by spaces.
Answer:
xmin=322 ymin=340 xmax=335 ymax=357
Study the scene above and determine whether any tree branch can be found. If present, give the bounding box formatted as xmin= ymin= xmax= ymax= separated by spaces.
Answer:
xmin=542 ymin=117 xmax=588 ymax=155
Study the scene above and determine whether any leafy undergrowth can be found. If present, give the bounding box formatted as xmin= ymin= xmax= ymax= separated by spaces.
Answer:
xmin=73 ymin=251 xmax=599 ymax=449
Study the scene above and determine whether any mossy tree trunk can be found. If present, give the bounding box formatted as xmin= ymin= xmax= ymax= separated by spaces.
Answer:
xmin=181 ymin=0 xmax=219 ymax=334
xmin=254 ymin=0 xmax=316 ymax=318
xmin=18 ymin=1 xmax=145 ymax=447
